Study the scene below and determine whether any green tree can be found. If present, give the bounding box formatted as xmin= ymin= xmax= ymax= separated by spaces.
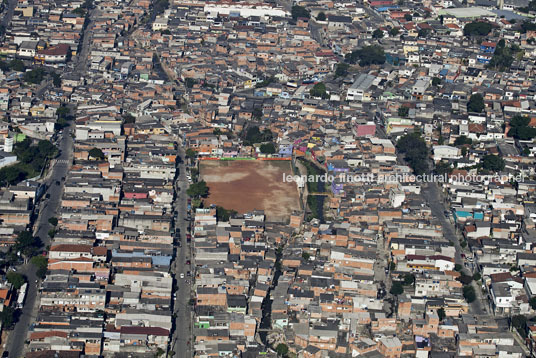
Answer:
xmin=14 ymin=231 xmax=41 ymax=257
xmin=463 ymin=285 xmax=476 ymax=303
xmin=507 ymin=115 xmax=536 ymax=140
xmin=432 ymin=77 xmax=441 ymax=86
xmin=334 ymin=63 xmax=349 ymax=78
xmin=88 ymin=148 xmax=105 ymax=160
xmin=56 ymin=106 xmax=70 ymax=119
xmin=215 ymin=206 xmax=237 ymax=221
xmin=435 ymin=161 xmax=452 ymax=175
xmin=454 ymin=264 xmax=463 ymax=271
xmin=454 ymin=135 xmax=472 ymax=146
xmin=512 ymin=315 xmax=527 ymax=338
xmin=302 ymin=252 xmax=310 ymax=261
xmin=403 ymin=273 xmax=415 ymax=286
xmin=122 ymin=113 xmax=135 ymax=124
xmin=243 ymin=126 xmax=273 ymax=145
xmin=404 ymin=13 xmax=412 ymax=21
xmin=481 ymin=154 xmax=505 ymax=172
xmin=185 ymin=78 xmax=197 ymax=88
xmin=345 ymin=45 xmax=385 ymax=67
xmin=51 ymin=72 xmax=61 ymax=87
xmin=7 ymin=272 xmax=25 ymax=289
xmin=260 ymin=142 xmax=276 ymax=154
xmin=473 ymin=272 xmax=481 ymax=281
xmin=372 ymin=28 xmax=384 ymax=39
xmin=48 ymin=217 xmax=58 ymax=226
xmin=72 ymin=7 xmax=86 ymax=16
xmin=9 ymin=59 xmax=26 ymax=72
xmin=255 ymin=77 xmax=275 ymax=88
xmin=275 ymin=343 xmax=289 ymax=357
xmin=185 ymin=148 xmax=197 ymax=159
xmin=87 ymin=147 xmax=105 ymax=160
xmin=291 ymin=5 xmax=310 ymax=20
xmin=521 ymin=20 xmax=536 ymax=32
xmin=187 ymin=180 xmax=209 ymax=198
xmin=390 ymin=281 xmax=404 ymax=295
xmin=317 ymin=12 xmax=326 ymax=21
xmin=31 ymin=255 xmax=48 ymax=279
xmin=487 ymin=40 xmax=522 ymax=71
xmin=437 ymin=307 xmax=446 ymax=321
xmin=458 ymin=274 xmax=473 ymax=285
xmin=398 ymin=106 xmax=409 ymax=117
xmin=463 ymin=21 xmax=492 ymax=36
xmin=38 ymin=140 xmax=57 ymax=158
xmin=396 ymin=132 xmax=429 ymax=175
xmin=390 ymin=27 xmax=400 ymax=36
xmin=310 ymin=82 xmax=329 ymax=99
xmin=1 ymin=306 xmax=15 ymax=328
xmin=418 ymin=28 xmax=430 ymax=38
xmin=23 ymin=68 xmax=46 ymax=84
xmin=0 ymin=60 xmax=10 ymax=72
xmin=467 ymin=93 xmax=484 ymax=113
xmin=252 ymin=107 xmax=263 ymax=120
xmin=530 ymin=296 xmax=536 ymax=310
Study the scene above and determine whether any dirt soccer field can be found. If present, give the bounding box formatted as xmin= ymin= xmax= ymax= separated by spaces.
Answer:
xmin=200 ymin=160 xmax=300 ymax=222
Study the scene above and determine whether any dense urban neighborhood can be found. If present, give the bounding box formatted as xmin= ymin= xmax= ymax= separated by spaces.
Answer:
xmin=0 ymin=0 xmax=535 ymax=357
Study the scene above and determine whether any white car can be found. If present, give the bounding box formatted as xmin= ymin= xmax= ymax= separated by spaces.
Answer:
xmin=180 ymin=273 xmax=185 ymax=279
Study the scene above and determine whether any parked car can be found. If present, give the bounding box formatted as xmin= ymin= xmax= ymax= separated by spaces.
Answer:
xmin=180 ymin=273 xmax=185 ymax=279
xmin=186 ymin=260 xmax=191 ymax=265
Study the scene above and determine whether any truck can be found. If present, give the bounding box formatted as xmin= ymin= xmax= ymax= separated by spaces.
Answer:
xmin=17 ymin=283 xmax=28 ymax=309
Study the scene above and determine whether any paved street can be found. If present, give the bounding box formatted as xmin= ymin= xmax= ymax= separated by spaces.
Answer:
xmin=171 ymin=147 xmax=193 ymax=358
xmin=74 ymin=10 xmax=95 ymax=74
xmin=0 ymin=0 xmax=17 ymax=29
xmin=375 ymin=123 xmax=487 ymax=316
xmin=421 ymin=182 xmax=487 ymax=316
xmin=3 ymin=124 xmax=74 ymax=358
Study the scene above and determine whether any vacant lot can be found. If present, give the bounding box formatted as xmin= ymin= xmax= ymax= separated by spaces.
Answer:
xmin=200 ymin=160 xmax=300 ymax=222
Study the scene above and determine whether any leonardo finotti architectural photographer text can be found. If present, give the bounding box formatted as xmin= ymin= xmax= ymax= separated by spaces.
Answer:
xmin=283 ymin=173 xmax=526 ymax=184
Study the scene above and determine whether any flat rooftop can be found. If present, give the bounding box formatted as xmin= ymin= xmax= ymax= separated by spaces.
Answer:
xmin=438 ymin=7 xmax=496 ymax=18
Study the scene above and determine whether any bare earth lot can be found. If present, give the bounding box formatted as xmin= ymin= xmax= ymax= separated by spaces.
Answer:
xmin=200 ymin=160 xmax=300 ymax=222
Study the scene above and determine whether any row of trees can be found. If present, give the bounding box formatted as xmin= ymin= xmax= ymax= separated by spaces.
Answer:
xmin=0 ymin=60 xmax=62 ymax=87
xmin=345 ymin=45 xmax=386 ymax=67
xmin=507 ymin=115 xmax=536 ymax=140
xmin=396 ymin=132 xmax=429 ymax=175
xmin=463 ymin=21 xmax=493 ymax=37
xmin=487 ymin=39 xmax=523 ymax=71
xmin=0 ymin=138 xmax=57 ymax=186
xmin=243 ymin=126 xmax=273 ymax=146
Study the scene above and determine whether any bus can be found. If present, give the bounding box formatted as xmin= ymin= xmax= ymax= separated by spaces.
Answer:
xmin=17 ymin=283 xmax=28 ymax=309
